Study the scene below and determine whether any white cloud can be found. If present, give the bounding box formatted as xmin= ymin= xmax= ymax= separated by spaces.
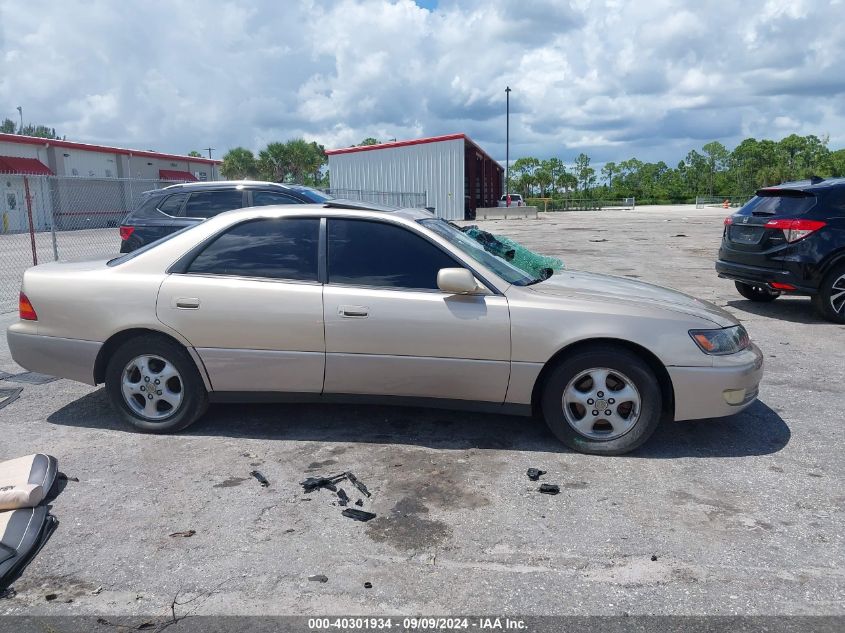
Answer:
xmin=0 ymin=0 xmax=842 ymax=167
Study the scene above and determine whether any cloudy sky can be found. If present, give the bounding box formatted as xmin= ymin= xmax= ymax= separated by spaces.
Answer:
xmin=1 ymin=0 xmax=843 ymax=166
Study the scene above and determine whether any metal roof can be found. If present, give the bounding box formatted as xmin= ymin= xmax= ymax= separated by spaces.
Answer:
xmin=326 ymin=133 xmax=501 ymax=165
xmin=0 ymin=133 xmax=221 ymax=165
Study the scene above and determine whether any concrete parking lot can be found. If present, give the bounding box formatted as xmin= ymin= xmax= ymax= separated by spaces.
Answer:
xmin=0 ymin=205 xmax=842 ymax=618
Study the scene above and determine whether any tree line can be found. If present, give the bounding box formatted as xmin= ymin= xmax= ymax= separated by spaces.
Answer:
xmin=221 ymin=140 xmax=328 ymax=186
xmin=1 ymin=117 xmax=61 ymax=139
xmin=508 ymin=134 xmax=845 ymax=204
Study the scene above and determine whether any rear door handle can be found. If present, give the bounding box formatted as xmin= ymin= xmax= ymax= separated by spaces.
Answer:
xmin=174 ymin=297 xmax=200 ymax=309
xmin=339 ymin=305 xmax=369 ymax=318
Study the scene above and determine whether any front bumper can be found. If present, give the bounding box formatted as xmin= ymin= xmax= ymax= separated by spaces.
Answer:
xmin=7 ymin=326 xmax=101 ymax=385
xmin=668 ymin=343 xmax=764 ymax=421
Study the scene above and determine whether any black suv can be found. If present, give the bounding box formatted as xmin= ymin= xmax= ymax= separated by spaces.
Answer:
xmin=119 ymin=181 xmax=332 ymax=253
xmin=716 ymin=177 xmax=845 ymax=323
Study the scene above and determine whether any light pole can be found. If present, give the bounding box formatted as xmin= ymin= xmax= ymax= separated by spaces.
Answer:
xmin=16 ymin=106 xmax=23 ymax=134
xmin=505 ymin=87 xmax=511 ymax=207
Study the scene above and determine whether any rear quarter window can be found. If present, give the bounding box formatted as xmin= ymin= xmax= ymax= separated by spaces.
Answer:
xmin=738 ymin=190 xmax=817 ymax=217
xmin=130 ymin=195 xmax=167 ymax=219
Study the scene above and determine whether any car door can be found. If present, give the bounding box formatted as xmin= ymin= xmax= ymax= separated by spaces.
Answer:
xmin=156 ymin=217 xmax=324 ymax=393
xmin=322 ymin=217 xmax=511 ymax=403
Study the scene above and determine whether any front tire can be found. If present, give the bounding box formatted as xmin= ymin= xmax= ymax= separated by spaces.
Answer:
xmin=105 ymin=335 xmax=208 ymax=433
xmin=735 ymin=281 xmax=780 ymax=302
xmin=812 ymin=263 xmax=845 ymax=324
xmin=541 ymin=346 xmax=663 ymax=455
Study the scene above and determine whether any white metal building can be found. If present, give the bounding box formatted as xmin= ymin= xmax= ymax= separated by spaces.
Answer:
xmin=326 ymin=133 xmax=503 ymax=220
xmin=0 ymin=133 xmax=222 ymax=232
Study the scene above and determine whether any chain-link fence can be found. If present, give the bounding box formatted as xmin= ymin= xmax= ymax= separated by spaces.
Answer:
xmin=695 ymin=195 xmax=752 ymax=209
xmin=529 ymin=198 xmax=636 ymax=211
xmin=325 ymin=188 xmax=427 ymax=209
xmin=1 ymin=173 xmax=194 ymax=313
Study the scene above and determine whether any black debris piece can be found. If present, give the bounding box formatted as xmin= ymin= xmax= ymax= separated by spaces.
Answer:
xmin=0 ymin=388 xmax=22 ymax=412
xmin=341 ymin=508 xmax=377 ymax=522
xmin=57 ymin=473 xmax=79 ymax=483
xmin=250 ymin=470 xmax=270 ymax=487
xmin=672 ymin=234 xmax=688 ymax=238
xmin=345 ymin=472 xmax=371 ymax=498
xmin=539 ymin=483 xmax=560 ymax=495
xmin=336 ymin=488 xmax=349 ymax=506
xmin=45 ymin=593 xmax=57 ymax=601
xmin=300 ymin=473 xmax=346 ymax=493
xmin=651 ymin=554 xmax=658 ymax=562
xmin=169 ymin=530 xmax=196 ymax=538
xmin=364 ymin=582 xmax=373 ymax=589
xmin=526 ymin=468 xmax=546 ymax=481
xmin=284 ymin=529 xmax=295 ymax=534
xmin=355 ymin=499 xmax=364 ymax=507
xmin=308 ymin=575 xmax=328 ymax=583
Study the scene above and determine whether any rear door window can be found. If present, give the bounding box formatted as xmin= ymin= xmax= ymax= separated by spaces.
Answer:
xmin=184 ymin=190 xmax=245 ymax=218
xmin=738 ymin=190 xmax=817 ymax=217
xmin=187 ymin=218 xmax=319 ymax=281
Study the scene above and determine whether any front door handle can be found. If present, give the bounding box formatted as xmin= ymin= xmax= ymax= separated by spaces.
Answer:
xmin=339 ymin=305 xmax=369 ymax=318
xmin=174 ymin=297 xmax=200 ymax=309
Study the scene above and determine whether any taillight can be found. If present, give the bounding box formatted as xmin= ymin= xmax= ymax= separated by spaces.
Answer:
xmin=119 ymin=225 xmax=135 ymax=241
xmin=724 ymin=216 xmax=733 ymax=226
xmin=19 ymin=292 xmax=37 ymax=321
xmin=764 ymin=218 xmax=826 ymax=243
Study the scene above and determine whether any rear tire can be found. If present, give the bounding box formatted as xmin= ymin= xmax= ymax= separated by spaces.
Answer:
xmin=540 ymin=346 xmax=663 ymax=455
xmin=735 ymin=281 xmax=780 ymax=302
xmin=105 ymin=335 xmax=208 ymax=433
xmin=812 ymin=263 xmax=845 ymax=324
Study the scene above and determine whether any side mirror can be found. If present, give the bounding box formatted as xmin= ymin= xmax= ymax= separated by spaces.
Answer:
xmin=437 ymin=268 xmax=485 ymax=295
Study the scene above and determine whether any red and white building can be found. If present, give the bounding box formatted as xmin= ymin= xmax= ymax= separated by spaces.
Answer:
xmin=0 ymin=133 xmax=221 ymax=232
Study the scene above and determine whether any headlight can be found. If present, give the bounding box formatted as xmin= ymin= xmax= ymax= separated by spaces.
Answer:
xmin=689 ymin=325 xmax=750 ymax=355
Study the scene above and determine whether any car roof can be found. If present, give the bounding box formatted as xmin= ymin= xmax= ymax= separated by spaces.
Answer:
xmin=156 ymin=180 xmax=304 ymax=193
xmin=759 ymin=176 xmax=845 ymax=194
xmin=211 ymin=201 xmax=433 ymax=222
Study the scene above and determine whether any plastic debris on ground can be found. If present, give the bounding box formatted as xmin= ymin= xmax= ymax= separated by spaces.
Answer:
xmin=526 ymin=468 xmax=546 ymax=481
xmin=249 ymin=470 xmax=269 ymax=487
xmin=538 ymin=483 xmax=560 ymax=495
xmin=341 ymin=508 xmax=377 ymax=522
xmin=300 ymin=472 xmax=377 ymax=520
xmin=461 ymin=226 xmax=564 ymax=279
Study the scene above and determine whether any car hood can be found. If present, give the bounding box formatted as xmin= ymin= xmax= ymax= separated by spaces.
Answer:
xmin=525 ymin=270 xmax=737 ymax=328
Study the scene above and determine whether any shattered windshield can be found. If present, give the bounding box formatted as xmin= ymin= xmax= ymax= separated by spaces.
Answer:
xmin=419 ymin=218 xmax=536 ymax=286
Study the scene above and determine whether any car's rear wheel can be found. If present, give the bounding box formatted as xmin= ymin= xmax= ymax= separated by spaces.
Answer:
xmin=105 ymin=335 xmax=208 ymax=433
xmin=541 ymin=346 xmax=663 ymax=455
xmin=735 ymin=281 xmax=780 ymax=302
xmin=812 ymin=262 xmax=845 ymax=324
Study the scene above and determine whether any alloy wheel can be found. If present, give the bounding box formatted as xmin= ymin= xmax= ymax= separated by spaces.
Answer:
xmin=121 ymin=354 xmax=183 ymax=421
xmin=562 ymin=367 xmax=641 ymax=440
xmin=830 ymin=273 xmax=845 ymax=315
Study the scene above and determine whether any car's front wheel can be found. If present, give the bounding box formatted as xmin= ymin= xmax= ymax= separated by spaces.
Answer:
xmin=541 ymin=346 xmax=663 ymax=455
xmin=735 ymin=281 xmax=780 ymax=302
xmin=105 ymin=334 xmax=208 ymax=433
xmin=812 ymin=262 xmax=845 ymax=324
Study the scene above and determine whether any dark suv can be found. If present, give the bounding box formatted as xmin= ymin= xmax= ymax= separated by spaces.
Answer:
xmin=716 ymin=177 xmax=845 ymax=323
xmin=119 ymin=181 xmax=332 ymax=253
